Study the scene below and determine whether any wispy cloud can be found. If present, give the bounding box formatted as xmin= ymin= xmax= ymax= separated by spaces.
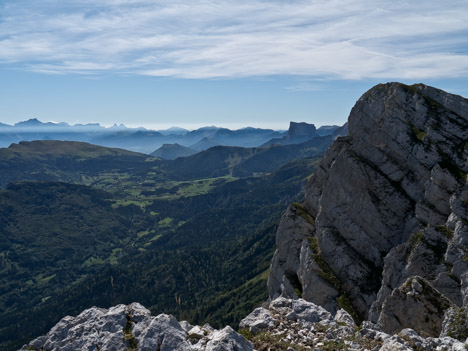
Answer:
xmin=1 ymin=0 xmax=467 ymax=79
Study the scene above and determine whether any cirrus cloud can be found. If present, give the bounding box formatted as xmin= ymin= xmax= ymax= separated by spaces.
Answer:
xmin=1 ymin=0 xmax=467 ymax=79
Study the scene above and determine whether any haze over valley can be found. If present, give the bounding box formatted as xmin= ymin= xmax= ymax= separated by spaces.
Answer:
xmin=0 ymin=119 xmax=342 ymax=154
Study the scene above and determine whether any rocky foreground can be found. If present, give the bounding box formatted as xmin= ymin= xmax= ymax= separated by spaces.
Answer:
xmin=241 ymin=297 xmax=468 ymax=350
xmin=21 ymin=297 xmax=468 ymax=350
xmin=20 ymin=302 xmax=253 ymax=351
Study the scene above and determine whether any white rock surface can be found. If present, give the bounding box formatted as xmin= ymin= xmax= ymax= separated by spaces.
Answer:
xmin=20 ymin=303 xmax=253 ymax=351
xmin=334 ymin=308 xmax=356 ymax=326
xmin=239 ymin=307 xmax=275 ymax=333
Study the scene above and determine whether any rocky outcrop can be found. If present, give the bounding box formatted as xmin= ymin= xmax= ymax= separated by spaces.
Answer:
xmin=268 ymin=82 xmax=468 ymax=337
xmin=23 ymin=297 xmax=468 ymax=351
xmin=262 ymin=122 xmax=319 ymax=146
xmin=20 ymin=303 xmax=253 ymax=351
xmin=287 ymin=122 xmax=318 ymax=140
xmin=240 ymin=297 xmax=468 ymax=350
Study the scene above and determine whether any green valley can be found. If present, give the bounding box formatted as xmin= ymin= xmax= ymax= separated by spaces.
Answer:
xmin=0 ymin=139 xmax=328 ymax=350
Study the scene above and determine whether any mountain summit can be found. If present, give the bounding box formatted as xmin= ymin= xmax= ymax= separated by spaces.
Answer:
xmin=150 ymin=143 xmax=196 ymax=160
xmin=269 ymin=82 xmax=468 ymax=337
xmin=288 ymin=121 xmax=318 ymax=139
xmin=262 ymin=121 xmax=319 ymax=146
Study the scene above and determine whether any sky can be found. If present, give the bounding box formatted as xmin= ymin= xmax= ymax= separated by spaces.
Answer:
xmin=1 ymin=0 xmax=468 ymax=130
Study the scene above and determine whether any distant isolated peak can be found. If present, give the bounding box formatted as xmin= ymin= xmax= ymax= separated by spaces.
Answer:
xmin=15 ymin=118 xmax=42 ymax=126
xmin=288 ymin=121 xmax=317 ymax=137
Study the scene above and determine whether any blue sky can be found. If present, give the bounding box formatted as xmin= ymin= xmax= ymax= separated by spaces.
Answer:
xmin=1 ymin=0 xmax=468 ymax=130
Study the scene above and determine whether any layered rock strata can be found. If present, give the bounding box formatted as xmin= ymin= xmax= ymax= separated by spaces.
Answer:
xmin=268 ymin=82 xmax=468 ymax=337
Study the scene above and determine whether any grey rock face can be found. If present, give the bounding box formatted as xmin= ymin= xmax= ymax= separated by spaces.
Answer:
xmin=377 ymin=276 xmax=451 ymax=336
xmin=268 ymin=204 xmax=317 ymax=300
xmin=267 ymin=204 xmax=340 ymax=313
xmin=268 ymin=82 xmax=468 ymax=337
xmin=21 ymin=303 xmax=253 ymax=351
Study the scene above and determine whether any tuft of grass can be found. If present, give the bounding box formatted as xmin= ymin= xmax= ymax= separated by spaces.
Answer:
xmin=462 ymin=247 xmax=468 ymax=262
xmin=238 ymin=328 xmax=254 ymax=340
xmin=337 ymin=294 xmax=360 ymax=324
xmin=445 ymin=307 xmax=468 ymax=341
xmin=408 ymin=231 xmax=424 ymax=254
xmin=247 ymin=331 xmax=309 ymax=351
xmin=308 ymin=237 xmax=361 ymax=323
xmin=413 ymin=126 xmax=427 ymax=141
xmin=293 ymin=203 xmax=315 ymax=225
xmin=309 ymin=237 xmax=341 ymax=290
xmin=124 ymin=314 xmax=138 ymax=351
xmin=323 ymin=339 xmax=350 ymax=350
xmin=435 ymin=226 xmax=454 ymax=239
xmin=404 ymin=120 xmax=427 ymax=143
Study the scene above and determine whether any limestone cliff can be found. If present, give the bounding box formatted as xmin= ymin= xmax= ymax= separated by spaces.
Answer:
xmin=268 ymin=82 xmax=468 ymax=337
xmin=262 ymin=121 xmax=319 ymax=146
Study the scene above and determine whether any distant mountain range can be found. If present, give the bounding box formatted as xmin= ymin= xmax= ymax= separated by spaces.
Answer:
xmin=0 ymin=132 xmax=340 ymax=188
xmin=0 ymin=119 xmax=341 ymax=154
